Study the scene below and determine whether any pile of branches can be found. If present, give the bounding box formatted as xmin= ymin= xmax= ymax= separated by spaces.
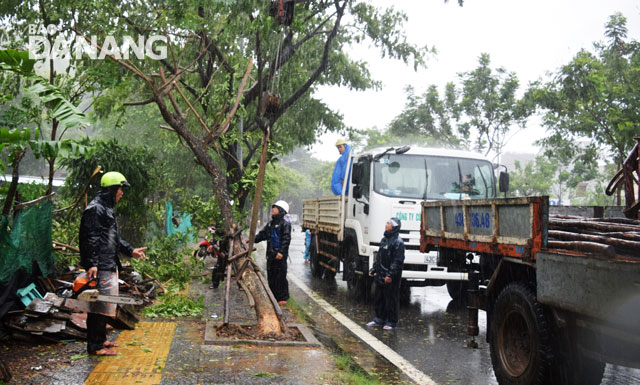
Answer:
xmin=2 ymin=265 xmax=164 ymax=342
xmin=548 ymin=215 xmax=640 ymax=258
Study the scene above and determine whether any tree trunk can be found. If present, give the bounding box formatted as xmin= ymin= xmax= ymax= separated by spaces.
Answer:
xmin=231 ymin=239 xmax=282 ymax=335
xmin=2 ymin=150 xmax=26 ymax=216
xmin=153 ymin=95 xmax=282 ymax=335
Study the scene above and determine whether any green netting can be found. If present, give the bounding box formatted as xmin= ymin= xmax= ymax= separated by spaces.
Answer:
xmin=165 ymin=201 xmax=194 ymax=242
xmin=0 ymin=199 xmax=55 ymax=283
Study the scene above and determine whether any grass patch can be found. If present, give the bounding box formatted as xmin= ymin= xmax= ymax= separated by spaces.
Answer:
xmin=252 ymin=372 xmax=278 ymax=378
xmin=283 ymin=297 xmax=312 ymax=324
xmin=332 ymin=353 xmax=382 ymax=385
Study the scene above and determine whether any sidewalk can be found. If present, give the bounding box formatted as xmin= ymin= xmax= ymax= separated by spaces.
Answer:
xmin=1 ymin=248 xmax=415 ymax=384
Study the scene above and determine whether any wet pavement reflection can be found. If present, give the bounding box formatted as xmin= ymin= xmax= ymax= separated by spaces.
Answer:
xmin=287 ymin=226 xmax=640 ymax=385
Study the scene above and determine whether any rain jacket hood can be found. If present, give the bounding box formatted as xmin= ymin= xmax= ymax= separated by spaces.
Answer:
xmin=370 ymin=217 xmax=405 ymax=284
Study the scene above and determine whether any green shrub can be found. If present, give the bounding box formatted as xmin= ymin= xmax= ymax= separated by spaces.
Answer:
xmin=59 ymin=139 xmax=159 ymax=245
xmin=130 ymin=230 xmax=200 ymax=286
xmin=143 ymin=290 xmax=206 ymax=318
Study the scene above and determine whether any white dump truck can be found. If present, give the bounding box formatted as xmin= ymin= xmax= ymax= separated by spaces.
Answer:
xmin=302 ymin=145 xmax=508 ymax=301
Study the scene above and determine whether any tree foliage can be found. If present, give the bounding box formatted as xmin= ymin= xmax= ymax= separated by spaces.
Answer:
xmin=459 ymin=53 xmax=527 ymax=158
xmin=509 ymin=157 xmax=556 ymax=197
xmin=4 ymin=1 xmax=429 ymax=222
xmin=0 ymin=49 xmax=91 ymax=214
xmin=386 ymin=54 xmax=528 ymax=159
xmin=59 ymin=139 xmax=159 ymax=243
xmin=387 ymin=84 xmax=463 ymax=147
xmin=529 ymin=13 xmax=640 ymax=170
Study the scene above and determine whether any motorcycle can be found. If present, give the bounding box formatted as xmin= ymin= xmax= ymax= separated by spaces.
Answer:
xmin=193 ymin=225 xmax=220 ymax=260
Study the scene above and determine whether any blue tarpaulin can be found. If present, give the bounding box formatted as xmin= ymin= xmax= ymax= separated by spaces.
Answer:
xmin=165 ymin=202 xmax=194 ymax=242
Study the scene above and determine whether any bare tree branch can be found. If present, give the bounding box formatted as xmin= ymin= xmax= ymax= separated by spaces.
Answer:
xmin=124 ymin=98 xmax=155 ymax=106
xmin=276 ymin=1 xmax=346 ymax=117
xmin=215 ymin=58 xmax=254 ymax=136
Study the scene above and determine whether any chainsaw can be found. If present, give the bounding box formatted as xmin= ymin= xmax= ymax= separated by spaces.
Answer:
xmin=72 ymin=276 xmax=143 ymax=306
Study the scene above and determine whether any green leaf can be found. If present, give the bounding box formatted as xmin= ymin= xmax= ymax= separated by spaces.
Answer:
xmin=0 ymin=127 xmax=30 ymax=144
xmin=70 ymin=353 xmax=88 ymax=361
xmin=0 ymin=49 xmax=35 ymax=74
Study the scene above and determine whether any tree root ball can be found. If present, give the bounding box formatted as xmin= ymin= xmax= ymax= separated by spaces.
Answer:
xmin=216 ymin=323 xmax=302 ymax=341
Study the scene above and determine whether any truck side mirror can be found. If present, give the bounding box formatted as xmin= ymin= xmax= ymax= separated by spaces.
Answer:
xmin=353 ymin=185 xmax=363 ymax=199
xmin=499 ymin=171 xmax=510 ymax=193
xmin=351 ymin=163 xmax=363 ymax=185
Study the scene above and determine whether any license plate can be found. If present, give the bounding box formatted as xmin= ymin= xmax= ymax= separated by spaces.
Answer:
xmin=424 ymin=254 xmax=437 ymax=264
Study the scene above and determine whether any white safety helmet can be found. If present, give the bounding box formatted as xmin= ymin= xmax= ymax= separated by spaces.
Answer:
xmin=273 ymin=200 xmax=289 ymax=214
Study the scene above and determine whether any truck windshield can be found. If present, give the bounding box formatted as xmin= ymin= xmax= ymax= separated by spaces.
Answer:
xmin=373 ymin=154 xmax=495 ymax=199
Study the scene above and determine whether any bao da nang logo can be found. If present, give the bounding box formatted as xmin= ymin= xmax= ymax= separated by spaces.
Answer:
xmin=27 ymin=24 xmax=168 ymax=61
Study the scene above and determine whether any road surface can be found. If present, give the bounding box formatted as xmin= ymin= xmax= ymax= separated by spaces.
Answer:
xmin=285 ymin=225 xmax=640 ymax=385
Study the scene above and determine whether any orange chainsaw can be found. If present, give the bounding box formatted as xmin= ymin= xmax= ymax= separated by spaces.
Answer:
xmin=72 ymin=276 xmax=143 ymax=305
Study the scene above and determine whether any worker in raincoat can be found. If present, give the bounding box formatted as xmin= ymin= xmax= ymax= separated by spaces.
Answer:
xmin=331 ymin=138 xmax=352 ymax=195
xmin=79 ymin=172 xmax=147 ymax=356
xmin=255 ymin=200 xmax=292 ymax=305
xmin=367 ymin=217 xmax=405 ymax=330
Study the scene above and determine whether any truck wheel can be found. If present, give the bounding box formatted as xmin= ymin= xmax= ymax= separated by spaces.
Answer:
xmin=490 ymin=283 xmax=552 ymax=385
xmin=309 ymin=236 xmax=322 ymax=278
xmin=345 ymin=243 xmax=369 ymax=300
xmin=446 ymin=281 xmax=469 ymax=303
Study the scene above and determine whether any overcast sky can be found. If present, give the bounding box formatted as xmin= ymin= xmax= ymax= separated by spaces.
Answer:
xmin=311 ymin=0 xmax=640 ymax=161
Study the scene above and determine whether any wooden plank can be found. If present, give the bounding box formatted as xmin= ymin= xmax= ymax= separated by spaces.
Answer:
xmin=227 ymin=248 xmax=255 ymax=263
xmin=223 ymin=263 xmax=232 ymax=324
xmin=549 ymin=230 xmax=640 ymax=250
xmin=235 ymin=259 xmax=251 ymax=280
xmin=423 ymin=235 xmax=532 ymax=259
xmin=439 ymin=206 xmax=446 ymax=237
xmin=429 ymin=231 xmax=531 ymax=246
xmin=319 ymin=250 xmax=338 ymax=261
xmin=237 ymin=280 xmax=255 ymax=307
xmin=547 ymin=240 xmax=615 ymax=257
xmin=463 ymin=205 xmax=470 ymax=240
xmin=256 ymin=271 xmax=282 ymax=317
xmin=245 ymin=127 xmax=270 ymax=265
xmin=319 ymin=261 xmax=337 ymax=272
xmin=549 ymin=219 xmax=640 ymax=233
xmin=319 ymin=239 xmax=339 ymax=248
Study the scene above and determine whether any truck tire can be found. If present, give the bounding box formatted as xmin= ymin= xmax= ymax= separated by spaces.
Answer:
xmin=345 ymin=242 xmax=369 ymax=301
xmin=446 ymin=281 xmax=469 ymax=303
xmin=309 ymin=235 xmax=323 ymax=278
xmin=490 ymin=283 xmax=552 ymax=385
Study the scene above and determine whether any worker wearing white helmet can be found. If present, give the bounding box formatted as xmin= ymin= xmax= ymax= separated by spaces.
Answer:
xmin=255 ymin=200 xmax=292 ymax=305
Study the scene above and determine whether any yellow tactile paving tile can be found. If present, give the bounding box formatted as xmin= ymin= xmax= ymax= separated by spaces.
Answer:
xmin=85 ymin=321 xmax=177 ymax=385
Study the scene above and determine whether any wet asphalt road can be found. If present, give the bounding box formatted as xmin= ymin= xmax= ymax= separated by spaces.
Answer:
xmin=286 ymin=226 xmax=640 ymax=385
